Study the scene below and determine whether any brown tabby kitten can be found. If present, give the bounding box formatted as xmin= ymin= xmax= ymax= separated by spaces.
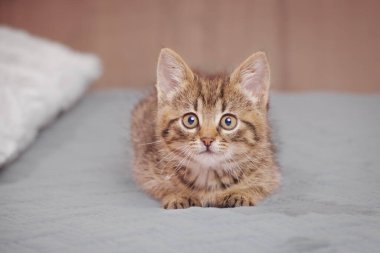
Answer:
xmin=131 ymin=48 xmax=280 ymax=209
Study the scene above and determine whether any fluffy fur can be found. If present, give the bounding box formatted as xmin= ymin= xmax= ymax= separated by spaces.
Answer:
xmin=131 ymin=48 xmax=280 ymax=209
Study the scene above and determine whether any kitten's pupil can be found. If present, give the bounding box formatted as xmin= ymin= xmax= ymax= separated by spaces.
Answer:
xmin=188 ymin=116 xmax=195 ymax=125
xmin=225 ymin=117 xmax=232 ymax=126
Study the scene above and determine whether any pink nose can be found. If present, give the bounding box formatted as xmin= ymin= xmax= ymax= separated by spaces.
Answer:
xmin=201 ymin=137 xmax=215 ymax=147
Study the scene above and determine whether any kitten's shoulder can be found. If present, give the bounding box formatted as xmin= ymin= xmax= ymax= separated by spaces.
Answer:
xmin=131 ymin=89 xmax=157 ymax=147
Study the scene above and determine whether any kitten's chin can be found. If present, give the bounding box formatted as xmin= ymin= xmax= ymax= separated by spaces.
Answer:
xmin=196 ymin=152 xmax=226 ymax=167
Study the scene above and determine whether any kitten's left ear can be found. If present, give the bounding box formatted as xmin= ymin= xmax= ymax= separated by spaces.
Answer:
xmin=230 ymin=52 xmax=270 ymax=107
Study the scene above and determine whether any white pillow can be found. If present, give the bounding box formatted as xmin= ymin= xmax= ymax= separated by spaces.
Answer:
xmin=0 ymin=26 xmax=102 ymax=167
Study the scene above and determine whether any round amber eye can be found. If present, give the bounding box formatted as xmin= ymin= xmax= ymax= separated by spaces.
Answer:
xmin=182 ymin=113 xmax=199 ymax=129
xmin=220 ymin=114 xmax=237 ymax=130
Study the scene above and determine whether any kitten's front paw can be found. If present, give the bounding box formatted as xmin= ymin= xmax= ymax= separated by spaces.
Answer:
xmin=220 ymin=193 xmax=256 ymax=208
xmin=162 ymin=195 xmax=200 ymax=209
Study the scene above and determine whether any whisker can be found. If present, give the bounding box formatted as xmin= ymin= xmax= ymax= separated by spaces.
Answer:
xmin=157 ymin=143 xmax=190 ymax=174
xmin=174 ymin=147 xmax=192 ymax=171
xmin=139 ymin=140 xmax=162 ymax=146
xmin=242 ymin=152 xmax=270 ymax=167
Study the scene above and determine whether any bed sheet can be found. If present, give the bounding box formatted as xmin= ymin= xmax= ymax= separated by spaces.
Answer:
xmin=1 ymin=90 xmax=379 ymax=253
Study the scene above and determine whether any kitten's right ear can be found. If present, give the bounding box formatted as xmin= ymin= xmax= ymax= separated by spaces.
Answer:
xmin=156 ymin=48 xmax=193 ymax=101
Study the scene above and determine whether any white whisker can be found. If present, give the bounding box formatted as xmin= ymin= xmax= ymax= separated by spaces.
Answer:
xmin=138 ymin=140 xmax=163 ymax=146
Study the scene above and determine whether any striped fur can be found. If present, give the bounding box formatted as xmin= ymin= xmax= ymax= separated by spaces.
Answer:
xmin=131 ymin=49 xmax=280 ymax=209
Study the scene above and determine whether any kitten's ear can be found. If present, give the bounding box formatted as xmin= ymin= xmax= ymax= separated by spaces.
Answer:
xmin=156 ymin=48 xmax=193 ymax=101
xmin=230 ymin=52 xmax=270 ymax=107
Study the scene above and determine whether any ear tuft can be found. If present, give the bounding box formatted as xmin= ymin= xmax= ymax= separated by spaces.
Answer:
xmin=156 ymin=48 xmax=193 ymax=100
xmin=231 ymin=52 xmax=270 ymax=106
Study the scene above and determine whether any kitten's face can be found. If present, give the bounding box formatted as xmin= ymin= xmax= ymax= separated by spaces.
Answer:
xmin=156 ymin=48 xmax=270 ymax=168
xmin=158 ymin=78 xmax=263 ymax=166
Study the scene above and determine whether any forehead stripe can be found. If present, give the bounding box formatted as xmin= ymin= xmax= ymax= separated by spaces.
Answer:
xmin=193 ymin=97 xmax=198 ymax=111
xmin=221 ymin=100 xmax=227 ymax=112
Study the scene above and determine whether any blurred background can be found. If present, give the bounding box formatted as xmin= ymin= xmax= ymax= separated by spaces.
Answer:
xmin=1 ymin=0 xmax=379 ymax=92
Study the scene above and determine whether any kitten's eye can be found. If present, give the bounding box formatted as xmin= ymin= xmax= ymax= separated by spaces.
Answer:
xmin=182 ymin=113 xmax=199 ymax=129
xmin=220 ymin=114 xmax=237 ymax=130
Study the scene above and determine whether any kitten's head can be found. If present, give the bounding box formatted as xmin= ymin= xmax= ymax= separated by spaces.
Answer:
xmin=156 ymin=48 xmax=271 ymax=167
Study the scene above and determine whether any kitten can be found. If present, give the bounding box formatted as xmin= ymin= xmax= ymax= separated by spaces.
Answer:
xmin=131 ymin=48 xmax=280 ymax=209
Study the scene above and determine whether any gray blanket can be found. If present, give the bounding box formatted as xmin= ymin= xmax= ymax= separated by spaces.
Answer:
xmin=1 ymin=90 xmax=379 ymax=253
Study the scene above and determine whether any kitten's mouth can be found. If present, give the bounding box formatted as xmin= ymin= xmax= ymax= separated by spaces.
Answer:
xmin=199 ymin=150 xmax=215 ymax=155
